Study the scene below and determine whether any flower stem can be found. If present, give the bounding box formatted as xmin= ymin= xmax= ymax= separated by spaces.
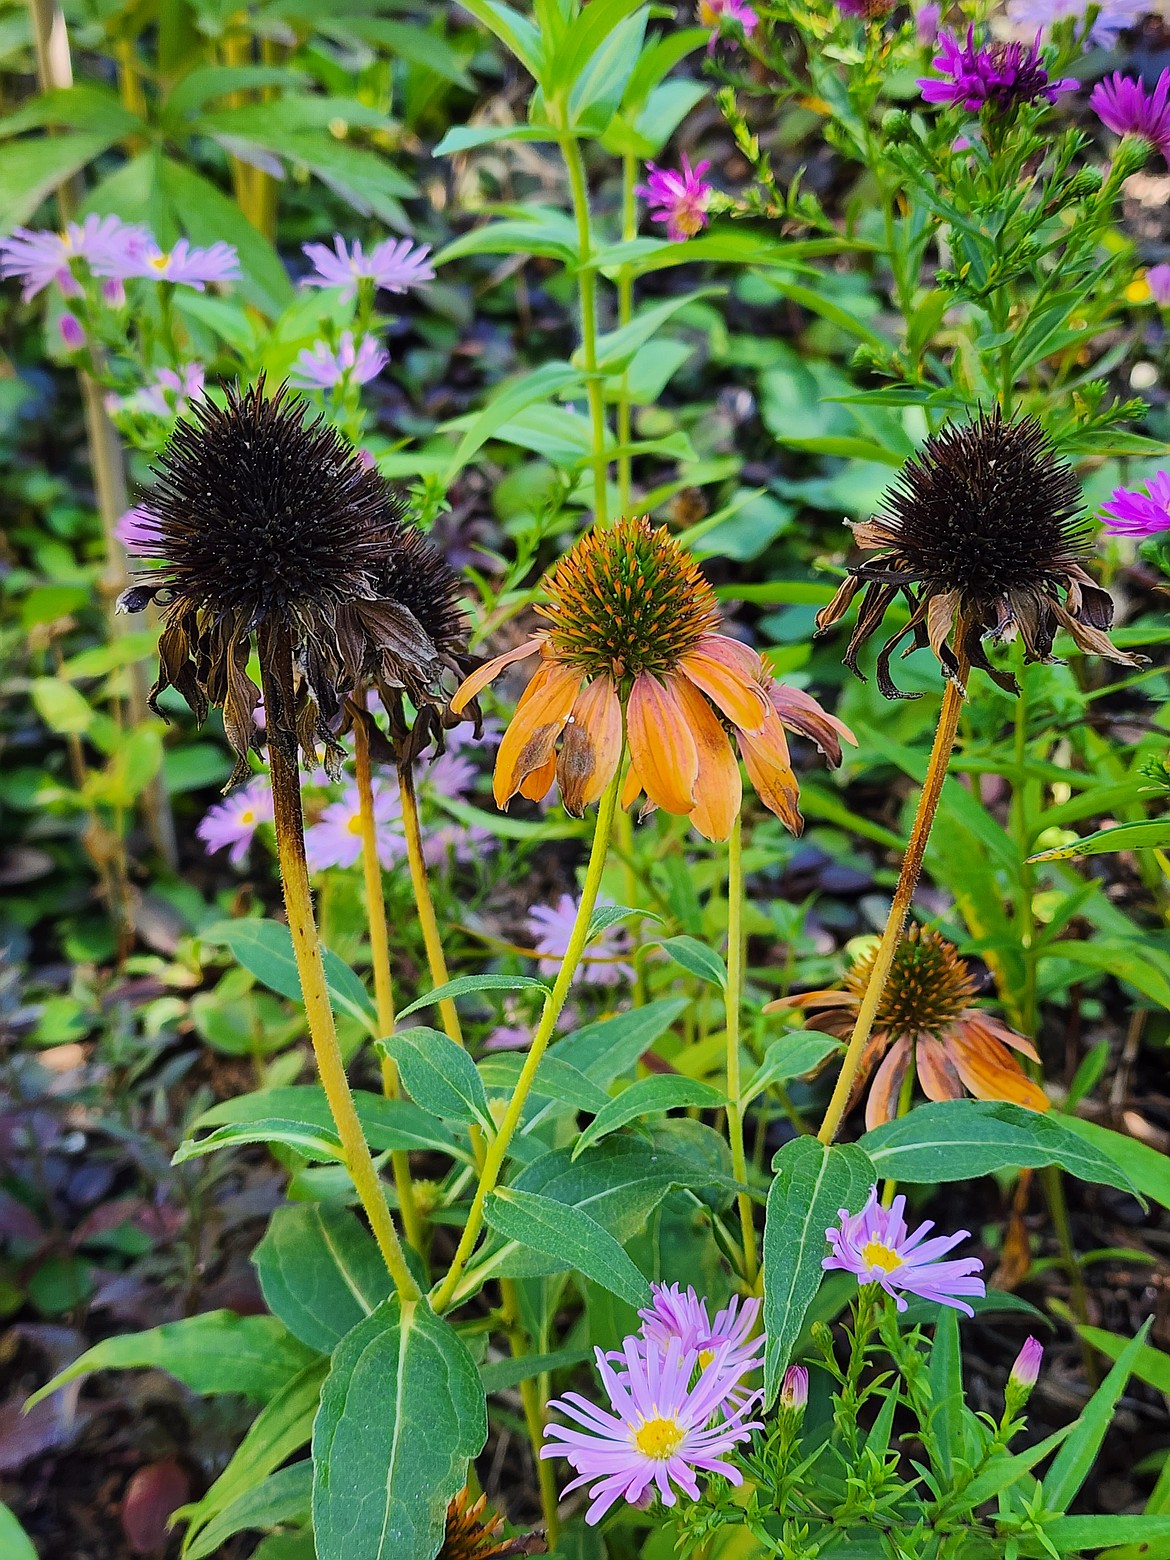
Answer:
xmin=616 ymin=150 xmax=637 ymax=516
xmin=561 ymin=133 xmax=610 ymax=526
xmin=499 ymin=1278 xmax=560 ymax=1549
xmin=398 ymin=761 xmax=465 ymax=1048
xmin=816 ymin=650 xmax=970 ymax=1146
xmin=725 ymin=812 xmax=758 ymax=1284
xmin=258 ymin=624 xmax=419 ymax=1301
xmin=430 ymin=763 xmax=622 ymax=1313
xmin=351 ymin=706 xmax=424 ymax=1256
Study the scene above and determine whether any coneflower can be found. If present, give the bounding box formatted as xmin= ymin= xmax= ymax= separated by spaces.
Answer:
xmin=440 ymin=1488 xmax=544 ymax=1558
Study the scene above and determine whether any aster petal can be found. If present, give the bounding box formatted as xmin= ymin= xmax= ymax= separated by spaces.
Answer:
xmin=557 ymin=673 xmax=623 ymax=816
xmin=451 ymin=637 xmax=543 ymax=714
xmin=674 ymin=674 xmax=741 ymax=841
xmin=493 ymin=660 xmax=582 ymax=808
xmin=678 ymin=637 xmax=769 ymax=732
xmin=735 ymin=709 xmax=802 ymax=833
xmin=627 ymin=673 xmax=699 ymax=816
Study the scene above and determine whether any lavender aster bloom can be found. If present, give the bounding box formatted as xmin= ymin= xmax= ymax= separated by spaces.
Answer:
xmin=301 ymin=235 xmax=435 ymax=300
xmin=916 ymin=3 xmax=941 ymax=44
xmin=137 ymin=363 xmax=206 ymax=418
xmin=114 ymin=238 xmax=241 ymax=289
xmin=1100 ymin=472 xmax=1170 ymax=536
xmin=698 ymin=0 xmax=758 ymax=50
xmin=1006 ymin=0 xmax=1147 ymax=44
xmin=116 ymin=506 xmax=165 ymax=552
xmin=636 ymin=156 xmax=714 ymax=242
xmin=541 ymin=1335 xmax=762 ymax=1526
xmin=780 ymin=1365 xmax=809 ymax=1410
xmin=305 ymin=780 xmax=406 ymax=872
xmin=531 ymin=894 xmax=634 ymax=987
xmin=0 ymin=215 xmax=147 ymax=301
xmin=918 ymin=27 xmax=1076 ymax=112
xmin=1090 ymin=69 xmax=1170 ymax=158
xmin=290 ymin=330 xmax=388 ymax=390
xmin=1010 ymin=1335 xmax=1044 ymax=1389
xmin=823 ymin=1188 xmax=986 ymax=1315
xmin=1146 ymin=262 xmax=1170 ymax=304
xmin=196 ymin=777 xmax=274 ymax=868
xmin=638 ymin=1284 xmax=764 ymax=1380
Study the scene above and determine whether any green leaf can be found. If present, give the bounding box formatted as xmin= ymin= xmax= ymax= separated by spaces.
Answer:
xmin=377 ymin=1027 xmax=489 ymax=1126
xmin=0 ymin=84 xmax=141 ymax=138
xmin=173 ymin=1117 xmax=344 ymax=1166
xmin=928 ymin=1308 xmax=963 ymax=1480
xmin=1043 ymin=937 xmax=1170 ymax=1011
xmin=585 ymin=903 xmax=658 ymax=943
xmin=763 ymin=1137 xmax=875 ymax=1404
xmin=163 ymin=64 xmax=310 ymax=123
xmin=27 ymin=1311 xmax=316 ymax=1410
xmin=312 ymin=1298 xmax=487 ymax=1560
xmin=552 ymin=997 xmax=690 ymax=1084
xmin=582 ymin=288 xmax=723 ymax=375
xmin=1060 ymin=1117 xmax=1170 ymax=1210
xmin=762 ymin=276 xmax=891 ymax=352
xmin=31 ymin=678 xmax=95 ymax=736
xmin=0 ymin=132 xmax=116 ymax=230
xmin=193 ymin=1086 xmax=463 ymax=1160
xmin=397 ymin=973 xmax=550 ymax=1019
xmin=743 ymin=1031 xmax=842 ymax=1106
xmin=572 ymin=1076 xmax=726 ymax=1159
xmin=479 ymin=1347 xmax=589 ymax=1395
xmin=954 ymin=1424 xmax=1072 ymax=1510
xmin=201 ymin=919 xmax=378 ymax=1033
xmin=1047 ymin=1516 xmax=1170 ymax=1551
xmin=433 ymin=123 xmax=557 ymax=155
xmin=656 ymin=935 xmax=727 ymax=988
xmin=1030 ymin=819 xmax=1170 ymax=863
xmin=1043 ymin=1320 xmax=1152 ymax=1510
xmin=438 ymin=361 xmax=582 ymax=482
xmin=185 ymin=1463 xmax=312 ymax=1560
xmin=254 ymin=1205 xmax=392 ymax=1354
xmin=563 ymin=4 xmax=646 ymax=132
xmin=320 ymin=18 xmax=474 ymax=87
xmin=0 ymin=1503 xmax=36 ymax=1560
xmin=454 ymin=0 xmax=545 ymax=78
xmin=1078 ymin=1323 xmax=1170 ymax=1394
xmin=529 ymin=1054 xmax=612 ymax=1115
xmin=861 ymin=1100 xmax=1138 ymax=1196
xmin=484 ymin=1187 xmax=650 ymax=1307
xmin=435 ymin=210 xmax=581 ymax=269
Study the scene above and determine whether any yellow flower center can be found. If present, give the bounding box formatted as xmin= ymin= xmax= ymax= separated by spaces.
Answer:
xmin=698 ymin=0 xmax=718 ymax=22
xmin=859 ymin=1239 xmax=902 ymax=1274
xmin=698 ymin=1348 xmax=716 ymax=1370
xmin=239 ymin=809 xmax=255 ymax=826
xmin=149 ymin=253 xmax=171 ymax=271
xmin=632 ymin=1415 xmax=686 ymax=1461
xmin=346 ymin=813 xmax=364 ymax=835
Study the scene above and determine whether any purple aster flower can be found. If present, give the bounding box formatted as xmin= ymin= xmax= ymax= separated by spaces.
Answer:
xmin=1090 ymin=69 xmax=1170 ymax=158
xmin=301 ymin=235 xmax=435 ymax=300
xmin=823 ymin=1188 xmax=986 ymax=1316
xmin=305 ymin=779 xmax=406 ymax=872
xmin=1146 ymin=262 xmax=1170 ymax=304
xmin=531 ymin=894 xmax=634 ymax=987
xmin=58 ymin=313 xmax=84 ymax=351
xmin=916 ymin=3 xmax=941 ymax=44
xmin=1099 ymin=472 xmax=1170 ymax=537
xmin=918 ymin=27 xmax=1077 ymax=112
xmin=196 ymin=778 xmax=274 ymax=868
xmin=541 ymin=1335 xmax=763 ymax=1526
xmin=698 ymin=0 xmax=758 ymax=51
xmin=1007 ymin=0 xmax=1147 ymax=44
xmin=638 ymin=1284 xmax=764 ymax=1380
xmin=1010 ymin=1335 xmax=1044 ymax=1389
xmin=114 ymin=238 xmax=240 ymax=289
xmin=0 ymin=215 xmax=148 ymax=301
xmin=136 ymin=362 xmax=205 ymax=418
xmin=290 ymin=330 xmax=388 ymax=390
xmin=483 ymin=1023 xmax=531 ymax=1051
xmin=115 ymin=506 xmax=164 ymax=552
xmin=636 ymin=156 xmax=714 ymax=242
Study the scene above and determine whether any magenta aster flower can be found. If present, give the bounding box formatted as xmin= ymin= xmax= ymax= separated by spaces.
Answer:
xmin=114 ymin=238 xmax=240 ymax=289
xmin=542 ymin=1336 xmax=762 ymax=1526
xmin=0 ymin=215 xmax=147 ymax=301
xmin=698 ymin=0 xmax=758 ymax=50
xmin=1090 ymin=69 xmax=1170 ymax=158
xmin=1146 ymin=262 xmax=1170 ymax=304
xmin=636 ymin=156 xmax=714 ymax=242
xmin=1099 ymin=472 xmax=1170 ymax=537
xmin=918 ymin=27 xmax=1076 ymax=112
xmin=290 ymin=330 xmax=388 ymax=390
xmin=196 ymin=777 xmax=274 ymax=868
xmin=823 ymin=1189 xmax=986 ymax=1315
xmin=301 ymin=235 xmax=435 ymax=300
xmin=531 ymin=894 xmax=634 ymax=987
xmin=305 ymin=779 xmax=406 ymax=872
xmin=1007 ymin=0 xmax=1146 ymax=44
xmin=638 ymin=1284 xmax=764 ymax=1381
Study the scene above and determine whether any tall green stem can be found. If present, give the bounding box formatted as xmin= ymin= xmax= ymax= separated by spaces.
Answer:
xmin=431 ymin=764 xmax=623 ymax=1313
xmin=499 ymin=1278 xmax=560 ymax=1548
xmin=616 ymin=150 xmax=637 ymax=516
xmin=725 ymin=812 xmax=758 ymax=1283
xmin=561 ymin=133 xmax=610 ymax=526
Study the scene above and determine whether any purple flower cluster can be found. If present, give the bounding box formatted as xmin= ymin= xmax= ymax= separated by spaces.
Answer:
xmin=542 ymin=1282 xmax=764 ymax=1525
xmin=1090 ymin=68 xmax=1170 ymax=161
xmin=291 ymin=330 xmax=388 ymax=391
xmin=1007 ymin=0 xmax=1147 ymax=45
xmin=637 ymin=156 xmax=714 ymax=242
xmin=0 ymin=215 xmax=240 ymax=301
xmin=918 ymin=27 xmax=1076 ymax=112
xmin=698 ymin=0 xmax=758 ymax=51
xmin=1100 ymin=471 xmax=1170 ymax=537
xmin=301 ymin=235 xmax=435 ymax=300
xmin=531 ymin=894 xmax=634 ymax=987
xmin=824 ymin=1189 xmax=986 ymax=1315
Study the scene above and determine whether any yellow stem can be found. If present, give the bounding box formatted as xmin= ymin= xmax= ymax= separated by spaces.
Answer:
xmin=561 ymin=134 xmax=609 ymax=526
xmin=431 ymin=764 xmax=622 ymax=1313
xmin=259 ymin=625 xmax=419 ymax=1300
xmin=817 ymin=652 xmax=970 ymax=1147
xmin=352 ymin=708 xmax=424 ymax=1255
xmin=399 ymin=762 xmax=465 ymax=1047
xmin=726 ymin=812 xmax=758 ymax=1283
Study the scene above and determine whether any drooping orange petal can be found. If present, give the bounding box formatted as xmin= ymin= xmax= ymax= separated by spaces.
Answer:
xmin=518 ymin=755 xmax=556 ymax=801
xmin=621 ymin=760 xmax=643 ymax=811
xmin=946 ymin=1025 xmax=1051 ymax=1113
xmin=627 ymin=673 xmax=698 ymax=816
xmin=916 ymin=1035 xmax=964 ymax=1104
xmin=963 ymin=1013 xmax=1040 ymax=1063
xmin=493 ymin=661 xmax=582 ymax=809
xmin=556 ymin=674 xmax=623 ymax=817
xmin=450 ymin=636 xmax=544 ymax=715
xmin=679 ymin=637 xmax=769 ymax=734
xmin=865 ymin=1035 xmax=912 ymax=1130
xmin=673 ymin=676 xmax=741 ymax=842
xmin=735 ymin=709 xmax=802 ymax=834
xmin=769 ymin=682 xmax=858 ymax=767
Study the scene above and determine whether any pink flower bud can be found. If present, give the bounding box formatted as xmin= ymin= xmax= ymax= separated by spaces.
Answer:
xmin=102 ymin=276 xmax=126 ymax=308
xmin=58 ymin=312 xmax=84 ymax=350
xmin=781 ymin=1364 xmax=808 ymax=1410
xmin=1010 ymin=1336 xmax=1043 ymax=1390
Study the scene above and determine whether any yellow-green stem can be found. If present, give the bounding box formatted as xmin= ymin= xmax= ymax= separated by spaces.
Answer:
xmin=500 ymin=1277 xmax=560 ymax=1548
xmin=725 ymin=812 xmax=758 ymax=1284
xmin=817 ymin=651 xmax=970 ymax=1146
xmin=352 ymin=708 xmax=423 ymax=1255
xmin=880 ymin=1053 xmax=917 ymax=1207
xmin=561 ymin=134 xmax=610 ymax=526
xmin=398 ymin=762 xmax=465 ymax=1047
xmin=616 ymin=150 xmax=637 ymax=515
xmin=259 ymin=625 xmax=419 ymax=1300
xmin=431 ymin=764 xmax=623 ymax=1313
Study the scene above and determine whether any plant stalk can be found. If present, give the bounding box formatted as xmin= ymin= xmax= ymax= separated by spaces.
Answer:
xmin=259 ymin=623 xmax=419 ymax=1300
xmin=398 ymin=761 xmax=465 ymax=1047
xmin=499 ymin=1278 xmax=560 ymax=1548
xmin=616 ymin=149 xmax=637 ymax=516
xmin=725 ymin=812 xmax=758 ymax=1284
xmin=561 ymin=133 xmax=610 ymax=526
xmin=431 ymin=763 xmax=623 ymax=1313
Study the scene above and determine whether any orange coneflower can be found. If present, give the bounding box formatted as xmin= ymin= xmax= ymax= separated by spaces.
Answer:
xmin=766 ymin=924 xmax=1050 ymax=1128
xmin=451 ymin=516 xmax=853 ymax=842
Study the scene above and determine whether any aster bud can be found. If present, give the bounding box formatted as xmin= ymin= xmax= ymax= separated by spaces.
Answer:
xmin=1010 ymin=1336 xmax=1043 ymax=1391
xmin=881 ymin=108 xmax=914 ymax=142
xmin=58 ymin=312 xmax=84 ymax=351
xmin=781 ymin=1365 xmax=809 ymax=1411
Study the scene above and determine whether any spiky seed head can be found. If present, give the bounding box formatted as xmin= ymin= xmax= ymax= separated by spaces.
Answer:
xmin=541 ymin=516 xmax=720 ymax=683
xmin=439 ymin=1489 xmax=544 ymax=1559
xmin=846 ymin=924 xmax=978 ymax=1040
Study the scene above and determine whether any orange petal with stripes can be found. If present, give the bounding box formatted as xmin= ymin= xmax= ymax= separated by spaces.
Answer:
xmin=674 ymin=676 xmax=741 ymax=842
xmin=557 ymin=674 xmax=623 ymax=817
xmin=864 ymin=1035 xmax=911 ymax=1130
xmin=735 ymin=709 xmax=802 ymax=833
xmin=946 ymin=1026 xmax=1050 ymax=1113
xmin=451 ymin=637 xmax=544 ymax=714
xmin=679 ymin=637 xmax=769 ymax=733
xmin=492 ymin=660 xmax=582 ymax=809
xmin=627 ymin=673 xmax=698 ymax=816
xmin=917 ymin=1035 xmax=964 ymax=1104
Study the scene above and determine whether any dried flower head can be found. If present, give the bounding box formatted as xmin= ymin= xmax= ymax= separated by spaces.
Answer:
xmin=815 ymin=409 xmax=1143 ymax=697
xmin=118 ymin=379 xmax=469 ymax=781
xmin=768 ymin=924 xmax=1049 ymax=1127
xmin=439 ymin=1488 xmax=544 ymax=1559
xmin=453 ymin=516 xmax=852 ymax=840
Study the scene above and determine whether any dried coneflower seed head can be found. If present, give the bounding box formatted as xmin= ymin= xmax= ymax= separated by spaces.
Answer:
xmin=815 ymin=407 xmax=1144 ymax=697
xmin=542 ymin=515 xmax=720 ymax=683
xmin=846 ymin=924 xmax=978 ymax=1041
xmin=439 ymin=1488 xmax=544 ymax=1559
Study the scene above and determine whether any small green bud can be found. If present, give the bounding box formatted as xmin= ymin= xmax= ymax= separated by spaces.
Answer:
xmin=881 ymin=108 xmax=914 ymax=143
